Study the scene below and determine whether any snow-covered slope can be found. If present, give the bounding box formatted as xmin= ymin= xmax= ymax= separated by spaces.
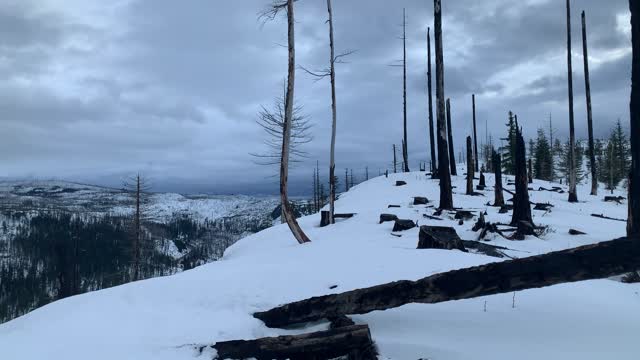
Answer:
xmin=1 ymin=171 xmax=638 ymax=360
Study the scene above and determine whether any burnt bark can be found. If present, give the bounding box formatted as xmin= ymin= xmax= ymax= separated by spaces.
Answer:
xmin=567 ymin=0 xmax=578 ymax=203
xmin=327 ymin=0 xmax=338 ymax=224
xmin=446 ymin=98 xmax=457 ymax=176
xmin=434 ymin=0 xmax=453 ymax=209
xmin=629 ymin=0 xmax=640 ymax=236
xmin=466 ymin=136 xmax=474 ymax=195
xmin=211 ymin=325 xmax=377 ymax=360
xmin=472 ymin=94 xmax=479 ymax=172
xmin=402 ymin=8 xmax=410 ymax=172
xmin=582 ymin=11 xmax=597 ymax=196
xmin=511 ymin=128 xmax=533 ymax=231
xmin=427 ymin=28 xmax=437 ymax=179
xmin=493 ymin=150 xmax=505 ymax=206
xmin=254 ymin=236 xmax=640 ymax=328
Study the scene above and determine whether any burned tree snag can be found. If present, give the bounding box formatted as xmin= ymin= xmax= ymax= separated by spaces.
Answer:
xmin=582 ymin=11 xmax=597 ymax=196
xmin=402 ymin=8 xmax=410 ymax=172
xmin=511 ymin=127 xmax=534 ymax=233
xmin=434 ymin=0 xmax=453 ymax=210
xmin=528 ymin=158 xmax=533 ymax=184
xmin=493 ymin=150 xmax=505 ymax=207
xmin=254 ymin=236 xmax=640 ymax=328
xmin=629 ymin=0 xmax=640 ymax=236
xmin=566 ymin=0 xmax=579 ymax=203
xmin=466 ymin=136 xmax=474 ymax=195
xmin=327 ymin=0 xmax=338 ymax=224
xmin=446 ymin=98 xmax=457 ymax=176
xmin=427 ymin=28 xmax=437 ymax=179
xmin=472 ymin=94 xmax=479 ymax=172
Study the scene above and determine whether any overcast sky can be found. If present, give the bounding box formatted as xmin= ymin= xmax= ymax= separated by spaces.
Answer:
xmin=0 ymin=0 xmax=632 ymax=194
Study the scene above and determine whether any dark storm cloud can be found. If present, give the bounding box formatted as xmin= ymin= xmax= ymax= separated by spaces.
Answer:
xmin=0 ymin=0 xmax=632 ymax=194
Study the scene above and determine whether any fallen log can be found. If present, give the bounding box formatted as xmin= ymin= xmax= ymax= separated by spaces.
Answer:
xmin=591 ymin=213 xmax=626 ymax=222
xmin=395 ymin=181 xmax=407 ymax=186
xmin=209 ymin=324 xmax=377 ymax=360
xmin=423 ymin=214 xmax=443 ymax=221
xmin=569 ymin=229 xmax=586 ymax=235
xmin=254 ymin=236 xmax=640 ymax=328
xmin=604 ymin=196 xmax=625 ymax=203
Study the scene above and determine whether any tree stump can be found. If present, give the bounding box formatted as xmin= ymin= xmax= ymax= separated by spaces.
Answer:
xmin=417 ymin=225 xmax=467 ymax=251
xmin=320 ymin=211 xmax=331 ymax=227
xmin=393 ymin=219 xmax=416 ymax=232
xmin=379 ymin=214 xmax=399 ymax=224
xmin=413 ymin=197 xmax=429 ymax=205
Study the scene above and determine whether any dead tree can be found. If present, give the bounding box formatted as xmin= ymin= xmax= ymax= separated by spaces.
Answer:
xmin=427 ymin=28 xmax=437 ymax=178
xmin=123 ymin=173 xmax=150 ymax=281
xmin=511 ymin=127 xmax=534 ymax=232
xmin=393 ymin=144 xmax=398 ymax=173
xmin=402 ymin=8 xmax=410 ymax=172
xmin=434 ymin=0 xmax=453 ymax=209
xmin=472 ymin=94 xmax=479 ymax=172
xmin=254 ymin=236 xmax=640 ymax=327
xmin=630 ymin=0 xmax=640 ymax=236
xmin=493 ymin=150 xmax=505 ymax=206
xmin=582 ymin=11 xmax=597 ymax=196
xmin=566 ymin=0 xmax=578 ymax=203
xmin=528 ymin=158 xmax=533 ymax=184
xmin=466 ymin=136 xmax=474 ymax=195
xmin=446 ymin=98 xmax=457 ymax=176
xmin=262 ymin=0 xmax=311 ymax=244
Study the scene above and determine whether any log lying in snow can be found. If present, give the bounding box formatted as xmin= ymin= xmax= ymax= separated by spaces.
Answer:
xmin=604 ymin=196 xmax=625 ymax=203
xmin=395 ymin=181 xmax=407 ymax=186
xmin=254 ymin=236 xmax=640 ymax=328
xmin=591 ymin=213 xmax=626 ymax=222
xmin=569 ymin=229 xmax=587 ymax=235
xmin=208 ymin=324 xmax=377 ymax=360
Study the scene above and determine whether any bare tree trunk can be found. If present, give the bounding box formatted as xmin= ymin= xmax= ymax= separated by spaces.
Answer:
xmin=493 ymin=150 xmax=505 ymax=206
xmin=629 ymin=0 xmax=640 ymax=236
xmin=582 ymin=11 xmax=597 ymax=196
xmin=528 ymin=158 xmax=533 ymax=184
xmin=434 ymin=0 xmax=453 ymax=209
xmin=446 ymin=98 xmax=457 ymax=176
xmin=327 ymin=0 xmax=338 ymax=225
xmin=402 ymin=8 xmax=410 ymax=172
xmin=466 ymin=136 xmax=474 ymax=195
xmin=566 ymin=0 xmax=578 ymax=203
xmin=254 ymin=236 xmax=640 ymax=328
xmin=511 ymin=128 xmax=533 ymax=230
xmin=134 ymin=175 xmax=140 ymax=281
xmin=427 ymin=28 xmax=437 ymax=179
xmin=280 ymin=0 xmax=311 ymax=244
xmin=472 ymin=94 xmax=479 ymax=173
xmin=393 ymin=144 xmax=397 ymax=173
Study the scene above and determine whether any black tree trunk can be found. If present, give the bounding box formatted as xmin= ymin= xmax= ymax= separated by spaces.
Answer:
xmin=446 ymin=98 xmax=457 ymax=176
xmin=472 ymin=94 xmax=479 ymax=173
xmin=582 ymin=11 xmax=597 ymax=196
xmin=427 ymin=28 xmax=437 ymax=178
xmin=493 ymin=150 xmax=505 ymax=206
xmin=630 ymin=0 xmax=640 ymax=236
xmin=567 ymin=0 xmax=578 ymax=202
xmin=466 ymin=136 xmax=474 ymax=195
xmin=511 ymin=128 xmax=533 ymax=230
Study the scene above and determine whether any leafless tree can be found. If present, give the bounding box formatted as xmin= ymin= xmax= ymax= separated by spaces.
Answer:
xmin=629 ymin=0 xmax=640 ymax=236
xmin=427 ymin=27 xmax=437 ymax=178
xmin=123 ymin=173 xmax=151 ymax=281
xmin=582 ymin=11 xmax=597 ymax=196
xmin=466 ymin=136 xmax=474 ymax=195
xmin=260 ymin=0 xmax=311 ymax=244
xmin=446 ymin=98 xmax=457 ymax=176
xmin=566 ymin=0 xmax=578 ymax=202
xmin=472 ymin=94 xmax=479 ymax=173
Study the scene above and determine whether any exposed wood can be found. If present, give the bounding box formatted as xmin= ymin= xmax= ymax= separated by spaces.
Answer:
xmin=472 ymin=94 xmax=479 ymax=172
xmin=254 ymin=236 xmax=640 ymax=328
xmin=592 ymin=213 xmax=626 ymax=222
xmin=327 ymin=0 xmax=339 ymax=225
xmin=466 ymin=136 xmax=474 ymax=195
xmin=582 ymin=10 xmax=597 ymax=196
xmin=434 ymin=0 xmax=453 ymax=209
xmin=566 ymin=0 xmax=578 ymax=203
xmin=210 ymin=325 xmax=377 ymax=360
xmin=629 ymin=0 xmax=640 ymax=236
xmin=280 ymin=0 xmax=311 ymax=244
xmin=446 ymin=98 xmax=457 ymax=176
xmin=427 ymin=28 xmax=438 ymax=179
xmin=402 ymin=8 xmax=410 ymax=172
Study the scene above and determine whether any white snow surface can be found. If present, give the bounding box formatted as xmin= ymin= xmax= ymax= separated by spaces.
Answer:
xmin=1 ymin=171 xmax=639 ymax=360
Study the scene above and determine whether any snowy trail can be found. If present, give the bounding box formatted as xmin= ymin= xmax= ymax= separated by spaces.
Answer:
xmin=1 ymin=170 xmax=638 ymax=360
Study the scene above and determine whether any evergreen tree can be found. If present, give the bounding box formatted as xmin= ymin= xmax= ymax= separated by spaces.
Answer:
xmin=501 ymin=112 xmax=517 ymax=175
xmin=600 ymin=121 xmax=630 ymax=190
xmin=533 ymin=128 xmax=554 ymax=181
xmin=559 ymin=138 xmax=584 ymax=184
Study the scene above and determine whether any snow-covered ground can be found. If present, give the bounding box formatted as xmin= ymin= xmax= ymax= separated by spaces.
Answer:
xmin=1 ymin=170 xmax=638 ymax=360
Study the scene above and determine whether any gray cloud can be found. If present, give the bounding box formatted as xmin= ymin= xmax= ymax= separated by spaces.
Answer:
xmin=0 ymin=0 xmax=633 ymax=194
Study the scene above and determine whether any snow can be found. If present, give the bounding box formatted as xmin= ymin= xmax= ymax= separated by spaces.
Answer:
xmin=1 ymin=170 xmax=639 ymax=360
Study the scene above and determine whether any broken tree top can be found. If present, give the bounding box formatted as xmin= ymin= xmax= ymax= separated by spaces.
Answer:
xmin=0 ymin=170 xmax=637 ymax=360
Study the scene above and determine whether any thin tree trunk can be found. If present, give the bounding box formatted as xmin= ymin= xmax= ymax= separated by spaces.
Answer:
xmin=582 ymin=11 xmax=597 ymax=196
xmin=427 ymin=28 xmax=437 ymax=179
xmin=327 ymin=0 xmax=338 ymax=224
xmin=434 ymin=0 xmax=453 ymax=209
xmin=446 ymin=98 xmax=457 ymax=176
xmin=472 ymin=94 xmax=479 ymax=173
xmin=402 ymin=8 xmax=410 ymax=172
xmin=528 ymin=158 xmax=533 ymax=184
xmin=254 ymin=236 xmax=640 ymax=328
xmin=466 ymin=136 xmax=474 ymax=195
xmin=493 ymin=150 xmax=505 ymax=206
xmin=567 ymin=0 xmax=578 ymax=203
xmin=393 ymin=144 xmax=397 ymax=173
xmin=280 ymin=0 xmax=311 ymax=244
xmin=629 ymin=0 xmax=640 ymax=236
xmin=134 ymin=175 xmax=140 ymax=281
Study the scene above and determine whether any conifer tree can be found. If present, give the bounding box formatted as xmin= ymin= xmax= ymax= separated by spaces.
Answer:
xmin=502 ymin=112 xmax=517 ymax=175
xmin=533 ymin=128 xmax=554 ymax=181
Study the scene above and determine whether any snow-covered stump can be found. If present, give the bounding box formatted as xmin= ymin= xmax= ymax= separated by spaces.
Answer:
xmin=392 ymin=219 xmax=416 ymax=232
xmin=417 ymin=226 xmax=467 ymax=252
xmin=209 ymin=324 xmax=377 ymax=360
xmin=254 ymin=236 xmax=640 ymax=328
